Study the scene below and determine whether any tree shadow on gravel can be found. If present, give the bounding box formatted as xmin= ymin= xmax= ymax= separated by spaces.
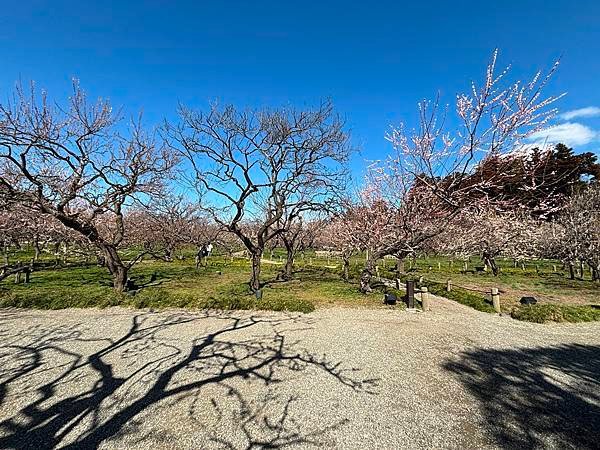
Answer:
xmin=0 ymin=310 xmax=377 ymax=449
xmin=444 ymin=344 xmax=600 ymax=449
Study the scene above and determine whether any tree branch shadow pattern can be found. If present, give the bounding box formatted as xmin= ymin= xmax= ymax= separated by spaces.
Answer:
xmin=0 ymin=310 xmax=377 ymax=449
xmin=444 ymin=344 xmax=600 ymax=449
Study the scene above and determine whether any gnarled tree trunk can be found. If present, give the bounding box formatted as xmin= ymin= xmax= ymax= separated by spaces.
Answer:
xmin=360 ymin=250 xmax=410 ymax=293
xmin=568 ymin=262 xmax=575 ymax=280
xmin=250 ymin=250 xmax=263 ymax=292
xmin=342 ymin=256 xmax=350 ymax=281
xmin=281 ymin=239 xmax=296 ymax=281
xmin=101 ymin=244 xmax=129 ymax=292
xmin=396 ymin=258 xmax=405 ymax=274
xmin=283 ymin=252 xmax=294 ymax=280
xmin=164 ymin=245 xmax=174 ymax=262
xmin=589 ymin=262 xmax=599 ymax=282
xmin=360 ymin=254 xmax=379 ymax=293
xmin=33 ymin=238 xmax=41 ymax=262
xmin=3 ymin=241 xmax=9 ymax=266
xmin=482 ymin=251 xmax=500 ymax=276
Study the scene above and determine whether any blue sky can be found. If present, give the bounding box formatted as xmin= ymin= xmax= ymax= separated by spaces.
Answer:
xmin=1 ymin=0 xmax=599 ymax=177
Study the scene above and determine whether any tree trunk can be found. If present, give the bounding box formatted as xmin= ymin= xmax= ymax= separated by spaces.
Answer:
xmin=283 ymin=250 xmax=294 ymax=280
xmin=33 ymin=239 xmax=41 ymax=262
xmin=102 ymin=245 xmax=128 ymax=292
xmin=342 ymin=256 xmax=350 ymax=281
xmin=490 ymin=260 xmax=499 ymax=276
xmin=250 ymin=250 xmax=262 ymax=291
xmin=97 ymin=253 xmax=106 ymax=267
xmin=53 ymin=242 xmax=60 ymax=267
xmin=360 ymin=255 xmax=378 ymax=293
xmin=164 ymin=246 xmax=173 ymax=262
xmin=3 ymin=241 xmax=9 ymax=266
xmin=590 ymin=263 xmax=599 ymax=282
xmin=112 ymin=265 xmax=128 ymax=292
xmin=482 ymin=253 xmax=500 ymax=276
xmin=568 ymin=262 xmax=575 ymax=280
xmin=396 ymin=258 xmax=405 ymax=274
xmin=62 ymin=242 xmax=68 ymax=265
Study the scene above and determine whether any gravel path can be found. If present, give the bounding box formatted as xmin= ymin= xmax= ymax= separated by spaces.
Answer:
xmin=1 ymin=296 xmax=599 ymax=449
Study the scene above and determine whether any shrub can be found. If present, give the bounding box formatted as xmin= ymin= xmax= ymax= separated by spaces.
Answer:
xmin=0 ymin=285 xmax=315 ymax=314
xmin=511 ymin=304 xmax=600 ymax=323
xmin=0 ymin=289 xmax=123 ymax=309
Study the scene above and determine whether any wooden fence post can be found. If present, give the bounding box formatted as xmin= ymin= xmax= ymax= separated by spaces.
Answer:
xmin=375 ymin=266 xmax=380 ymax=278
xmin=491 ymin=287 xmax=501 ymax=313
xmin=421 ymin=286 xmax=430 ymax=311
xmin=446 ymin=279 xmax=452 ymax=292
xmin=406 ymin=280 xmax=415 ymax=309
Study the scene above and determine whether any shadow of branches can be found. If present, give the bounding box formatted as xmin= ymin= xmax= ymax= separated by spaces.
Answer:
xmin=444 ymin=344 xmax=600 ymax=449
xmin=0 ymin=310 xmax=377 ymax=449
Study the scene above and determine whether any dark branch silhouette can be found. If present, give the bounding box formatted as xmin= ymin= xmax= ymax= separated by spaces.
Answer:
xmin=444 ymin=344 xmax=600 ymax=449
xmin=0 ymin=310 xmax=377 ymax=449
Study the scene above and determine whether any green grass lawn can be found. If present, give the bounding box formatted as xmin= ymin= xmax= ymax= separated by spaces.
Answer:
xmin=0 ymin=255 xmax=385 ymax=313
xmin=1 ymin=249 xmax=598 ymax=323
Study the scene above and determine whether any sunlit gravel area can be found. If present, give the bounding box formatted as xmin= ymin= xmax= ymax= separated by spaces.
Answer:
xmin=1 ymin=296 xmax=599 ymax=449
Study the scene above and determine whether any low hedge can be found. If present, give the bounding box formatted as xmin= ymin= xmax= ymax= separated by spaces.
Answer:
xmin=511 ymin=304 xmax=600 ymax=323
xmin=0 ymin=287 xmax=315 ymax=314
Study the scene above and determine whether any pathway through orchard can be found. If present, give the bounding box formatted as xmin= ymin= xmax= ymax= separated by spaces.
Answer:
xmin=1 ymin=296 xmax=599 ymax=449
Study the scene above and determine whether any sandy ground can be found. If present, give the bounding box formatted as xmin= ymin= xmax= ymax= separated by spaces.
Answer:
xmin=0 ymin=296 xmax=599 ymax=449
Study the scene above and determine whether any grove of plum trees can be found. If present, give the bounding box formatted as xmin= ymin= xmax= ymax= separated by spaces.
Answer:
xmin=1 ymin=53 xmax=598 ymax=293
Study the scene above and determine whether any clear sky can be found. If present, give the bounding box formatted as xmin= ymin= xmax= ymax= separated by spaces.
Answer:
xmin=1 ymin=0 xmax=599 ymax=177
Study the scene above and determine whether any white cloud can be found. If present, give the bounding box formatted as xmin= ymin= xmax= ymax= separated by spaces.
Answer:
xmin=528 ymin=122 xmax=597 ymax=147
xmin=559 ymin=106 xmax=600 ymax=120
